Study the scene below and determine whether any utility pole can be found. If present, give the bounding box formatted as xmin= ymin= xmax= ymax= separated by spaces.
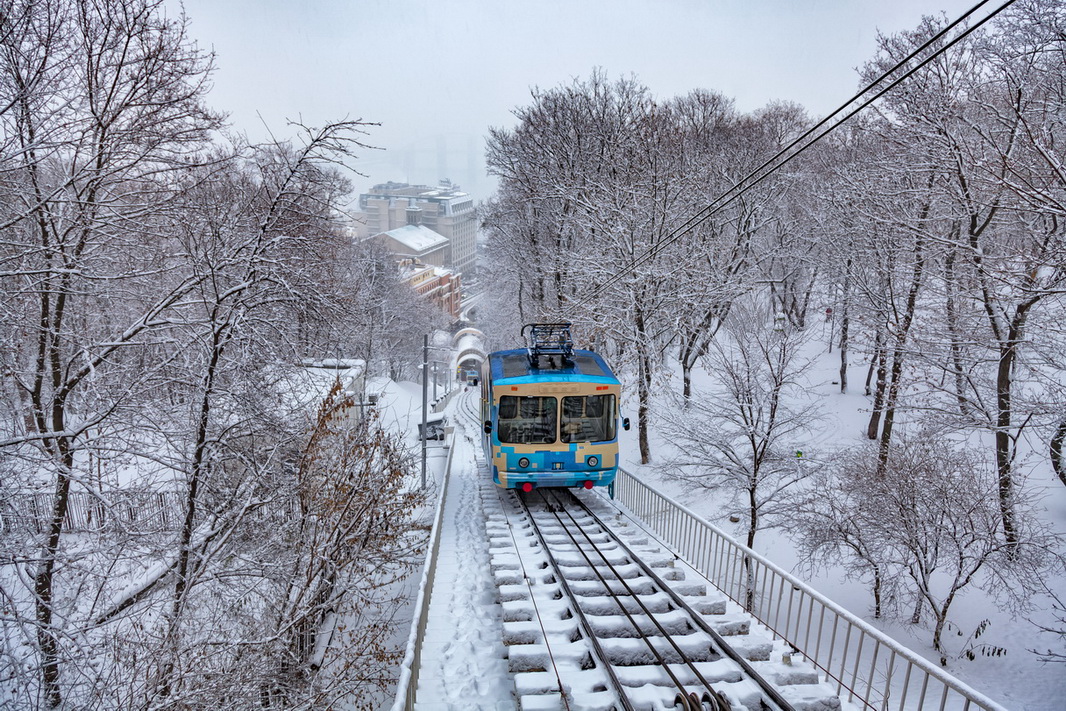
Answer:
xmin=421 ymin=334 xmax=428 ymax=489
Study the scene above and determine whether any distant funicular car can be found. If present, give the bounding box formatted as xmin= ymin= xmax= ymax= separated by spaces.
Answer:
xmin=480 ymin=323 xmax=629 ymax=492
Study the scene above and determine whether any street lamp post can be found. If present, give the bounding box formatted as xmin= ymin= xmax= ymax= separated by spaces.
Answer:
xmin=421 ymin=335 xmax=428 ymax=489
xmin=420 ymin=336 xmax=454 ymax=489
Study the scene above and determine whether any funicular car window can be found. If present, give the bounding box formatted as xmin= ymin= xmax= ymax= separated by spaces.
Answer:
xmin=561 ymin=394 xmax=615 ymax=443
xmin=498 ymin=395 xmax=557 ymax=444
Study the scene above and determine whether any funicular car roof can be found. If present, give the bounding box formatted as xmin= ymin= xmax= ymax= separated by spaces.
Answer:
xmin=488 ymin=348 xmax=619 ymax=385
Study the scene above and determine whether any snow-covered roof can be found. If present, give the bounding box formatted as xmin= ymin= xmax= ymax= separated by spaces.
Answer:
xmin=276 ymin=363 xmax=367 ymax=417
xmin=300 ymin=358 xmax=366 ymax=372
xmin=379 ymin=224 xmax=448 ymax=253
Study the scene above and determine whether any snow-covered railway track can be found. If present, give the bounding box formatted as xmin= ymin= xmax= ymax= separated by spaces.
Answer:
xmin=485 ymin=485 xmax=845 ymax=711
xmin=518 ymin=487 xmax=743 ymax=710
xmin=455 ymin=386 xmax=481 ymax=425
xmin=488 ymin=490 xmax=771 ymax=711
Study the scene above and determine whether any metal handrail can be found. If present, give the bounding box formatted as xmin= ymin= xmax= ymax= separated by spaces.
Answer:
xmin=390 ymin=431 xmax=455 ymax=711
xmin=611 ymin=467 xmax=1008 ymax=711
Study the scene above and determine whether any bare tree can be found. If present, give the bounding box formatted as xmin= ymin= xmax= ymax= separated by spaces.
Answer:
xmin=662 ymin=303 xmax=821 ymax=552
xmin=857 ymin=5 xmax=1066 ymax=541
xmin=0 ymin=1 xmax=223 ymax=703
xmin=485 ymin=72 xmax=684 ymax=463
xmin=796 ymin=434 xmax=1053 ymax=663
xmin=791 ymin=453 xmax=898 ymax=620
xmin=1029 ymin=577 xmax=1066 ymax=665
xmin=0 ymin=1 xmax=411 ymax=705
xmin=669 ymin=90 xmax=767 ymax=399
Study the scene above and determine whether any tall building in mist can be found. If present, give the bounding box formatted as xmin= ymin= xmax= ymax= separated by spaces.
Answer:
xmin=357 ymin=180 xmax=477 ymax=278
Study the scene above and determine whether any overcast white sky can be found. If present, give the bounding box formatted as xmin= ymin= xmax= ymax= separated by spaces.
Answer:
xmin=166 ymin=0 xmax=978 ymax=201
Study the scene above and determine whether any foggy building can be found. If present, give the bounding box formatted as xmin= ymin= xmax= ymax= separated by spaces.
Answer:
xmin=357 ymin=181 xmax=477 ymax=278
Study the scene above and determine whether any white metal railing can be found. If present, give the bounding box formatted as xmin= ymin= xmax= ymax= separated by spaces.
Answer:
xmin=390 ymin=432 xmax=455 ymax=711
xmin=612 ymin=468 xmax=1008 ymax=711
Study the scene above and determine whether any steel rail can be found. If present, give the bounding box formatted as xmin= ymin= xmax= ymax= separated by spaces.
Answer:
xmin=516 ymin=489 xmax=639 ymax=711
xmin=531 ymin=489 xmax=701 ymax=707
xmin=521 ymin=487 xmax=774 ymax=711
xmin=541 ymin=489 xmax=736 ymax=710
xmin=558 ymin=489 xmax=797 ymax=711
xmin=494 ymin=484 xmax=574 ymax=710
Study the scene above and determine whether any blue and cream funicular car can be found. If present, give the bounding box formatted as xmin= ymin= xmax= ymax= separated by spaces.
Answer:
xmin=480 ymin=323 xmax=629 ymax=492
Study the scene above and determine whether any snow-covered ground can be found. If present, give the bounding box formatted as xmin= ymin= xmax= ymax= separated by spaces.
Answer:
xmin=403 ymin=393 xmax=514 ymax=709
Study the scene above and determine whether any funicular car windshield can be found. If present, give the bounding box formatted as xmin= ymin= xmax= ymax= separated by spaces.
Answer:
xmin=497 ymin=395 xmax=557 ymax=444
xmin=561 ymin=394 xmax=615 ymax=443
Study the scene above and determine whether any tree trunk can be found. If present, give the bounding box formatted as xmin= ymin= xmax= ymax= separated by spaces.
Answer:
xmin=944 ymin=246 xmax=971 ymax=417
xmin=158 ymin=315 xmax=229 ymax=699
xmin=995 ymin=338 xmax=1018 ymax=545
xmin=634 ymin=306 xmax=654 ymax=464
xmin=876 ymin=226 xmax=926 ymax=475
xmin=866 ymin=329 xmax=887 ymax=439
xmin=872 ymin=566 xmax=882 ymax=619
xmin=864 ymin=352 xmax=876 ymax=396
xmin=838 ymin=262 xmax=850 ymax=394
xmin=877 ymin=348 xmax=907 ymax=476
xmin=679 ymin=333 xmax=698 ymax=400
xmin=677 ymin=308 xmax=727 ymax=400
xmin=933 ymin=612 xmax=948 ymax=665
xmin=35 ymin=445 xmax=73 ymax=709
xmin=1052 ymin=417 xmax=1066 ymax=488
xmin=742 ymin=486 xmax=759 ymax=612
xmin=992 ymin=305 xmax=1034 ymax=546
xmin=638 ymin=351 xmax=652 ymax=464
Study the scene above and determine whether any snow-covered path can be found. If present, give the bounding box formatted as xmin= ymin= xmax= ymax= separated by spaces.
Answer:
xmin=414 ymin=391 xmax=514 ymax=709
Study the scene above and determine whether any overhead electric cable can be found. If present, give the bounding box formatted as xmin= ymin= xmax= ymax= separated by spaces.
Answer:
xmin=611 ymin=0 xmax=991 ymax=264
xmin=563 ymin=0 xmax=1018 ymax=316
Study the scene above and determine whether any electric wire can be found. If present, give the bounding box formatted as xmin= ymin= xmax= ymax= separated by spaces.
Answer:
xmin=631 ymin=0 xmax=992 ymax=262
xmin=562 ymin=0 xmax=1019 ymax=317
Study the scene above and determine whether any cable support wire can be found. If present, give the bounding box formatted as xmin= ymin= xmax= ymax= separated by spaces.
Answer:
xmin=563 ymin=0 xmax=1017 ymax=317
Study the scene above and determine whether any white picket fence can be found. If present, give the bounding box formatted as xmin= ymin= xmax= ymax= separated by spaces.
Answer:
xmin=1 ymin=490 xmax=186 ymax=534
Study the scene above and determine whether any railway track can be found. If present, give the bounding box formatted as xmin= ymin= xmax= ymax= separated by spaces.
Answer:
xmin=457 ymin=389 xmax=841 ymax=710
